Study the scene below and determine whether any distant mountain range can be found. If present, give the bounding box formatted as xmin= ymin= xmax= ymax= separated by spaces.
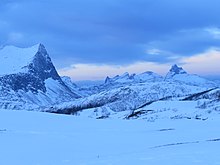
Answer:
xmin=0 ymin=44 xmax=219 ymax=120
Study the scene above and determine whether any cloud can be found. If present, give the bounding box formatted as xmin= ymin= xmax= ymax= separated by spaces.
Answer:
xmin=144 ymin=28 xmax=220 ymax=58
xmin=7 ymin=32 xmax=24 ymax=44
xmin=1 ymin=0 xmax=220 ymax=68
xmin=205 ymin=27 xmax=220 ymax=39
xmin=144 ymin=48 xmax=181 ymax=62
xmin=146 ymin=49 xmax=162 ymax=55
xmin=58 ymin=47 xmax=220 ymax=80
xmin=180 ymin=48 xmax=220 ymax=75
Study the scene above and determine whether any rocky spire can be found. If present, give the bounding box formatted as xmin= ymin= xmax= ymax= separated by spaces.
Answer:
xmin=165 ymin=64 xmax=187 ymax=79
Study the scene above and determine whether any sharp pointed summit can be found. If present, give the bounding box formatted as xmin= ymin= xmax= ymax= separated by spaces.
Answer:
xmin=165 ymin=64 xmax=187 ymax=79
xmin=38 ymin=43 xmax=46 ymax=51
xmin=105 ymin=76 xmax=111 ymax=84
xmin=170 ymin=64 xmax=187 ymax=74
xmin=164 ymin=64 xmax=217 ymax=87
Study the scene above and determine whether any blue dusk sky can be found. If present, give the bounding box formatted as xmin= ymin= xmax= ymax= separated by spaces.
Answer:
xmin=0 ymin=0 xmax=220 ymax=80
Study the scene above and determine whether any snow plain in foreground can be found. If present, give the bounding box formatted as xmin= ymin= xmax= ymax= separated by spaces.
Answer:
xmin=0 ymin=109 xmax=220 ymax=165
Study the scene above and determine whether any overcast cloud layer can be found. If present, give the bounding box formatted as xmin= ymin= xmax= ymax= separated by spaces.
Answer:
xmin=1 ymin=0 xmax=220 ymax=79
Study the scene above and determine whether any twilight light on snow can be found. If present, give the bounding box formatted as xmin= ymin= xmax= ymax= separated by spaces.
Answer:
xmin=1 ymin=1 xmax=220 ymax=164
xmin=1 ymin=109 xmax=220 ymax=165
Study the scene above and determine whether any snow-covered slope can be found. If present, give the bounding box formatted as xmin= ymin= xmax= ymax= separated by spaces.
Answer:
xmin=61 ymin=76 xmax=94 ymax=97
xmin=126 ymin=87 xmax=220 ymax=121
xmin=0 ymin=44 xmax=79 ymax=109
xmin=48 ymin=81 xmax=208 ymax=116
xmin=0 ymin=44 xmax=40 ymax=75
xmin=1 ymin=109 xmax=220 ymax=165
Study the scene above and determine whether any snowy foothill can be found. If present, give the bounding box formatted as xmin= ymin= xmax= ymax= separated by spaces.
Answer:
xmin=1 ymin=109 xmax=220 ymax=165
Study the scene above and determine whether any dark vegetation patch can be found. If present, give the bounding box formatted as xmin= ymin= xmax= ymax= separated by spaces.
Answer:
xmin=96 ymin=116 xmax=109 ymax=119
xmin=126 ymin=110 xmax=154 ymax=119
xmin=182 ymin=88 xmax=218 ymax=101
xmin=206 ymin=138 xmax=220 ymax=142
xmin=49 ymin=102 xmax=105 ymax=115
xmin=137 ymin=96 xmax=172 ymax=109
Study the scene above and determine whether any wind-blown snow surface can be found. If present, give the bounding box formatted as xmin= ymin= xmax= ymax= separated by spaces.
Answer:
xmin=1 ymin=109 xmax=220 ymax=165
xmin=0 ymin=44 xmax=39 ymax=75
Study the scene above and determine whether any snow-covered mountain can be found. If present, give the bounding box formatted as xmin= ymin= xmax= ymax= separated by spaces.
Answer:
xmin=50 ymin=80 xmax=216 ymax=117
xmin=165 ymin=64 xmax=217 ymax=87
xmin=61 ymin=76 xmax=96 ymax=97
xmin=165 ymin=64 xmax=187 ymax=79
xmin=0 ymin=44 xmax=79 ymax=109
xmin=100 ymin=64 xmax=217 ymax=92
xmin=48 ymin=64 xmax=219 ymax=119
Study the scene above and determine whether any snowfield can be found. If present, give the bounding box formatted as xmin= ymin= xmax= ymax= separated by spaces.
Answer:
xmin=1 ymin=109 xmax=220 ymax=165
xmin=0 ymin=44 xmax=40 ymax=75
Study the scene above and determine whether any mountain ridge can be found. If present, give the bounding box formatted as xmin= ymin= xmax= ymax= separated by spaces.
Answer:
xmin=0 ymin=44 xmax=219 ymax=120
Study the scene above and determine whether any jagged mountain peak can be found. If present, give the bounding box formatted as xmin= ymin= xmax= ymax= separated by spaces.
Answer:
xmin=105 ymin=76 xmax=111 ymax=84
xmin=170 ymin=64 xmax=187 ymax=74
xmin=164 ymin=64 xmax=217 ymax=88
xmin=0 ymin=43 xmax=52 ymax=76
xmin=37 ymin=43 xmax=50 ymax=59
xmin=38 ymin=43 xmax=45 ymax=50
xmin=0 ymin=43 xmax=60 ymax=80
xmin=165 ymin=64 xmax=187 ymax=79
xmin=0 ymin=43 xmax=79 ymax=109
xmin=105 ymin=72 xmax=130 ymax=84
xmin=104 ymin=70 xmax=162 ymax=85
xmin=0 ymin=43 xmax=58 ymax=91
xmin=29 ymin=44 xmax=61 ymax=81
